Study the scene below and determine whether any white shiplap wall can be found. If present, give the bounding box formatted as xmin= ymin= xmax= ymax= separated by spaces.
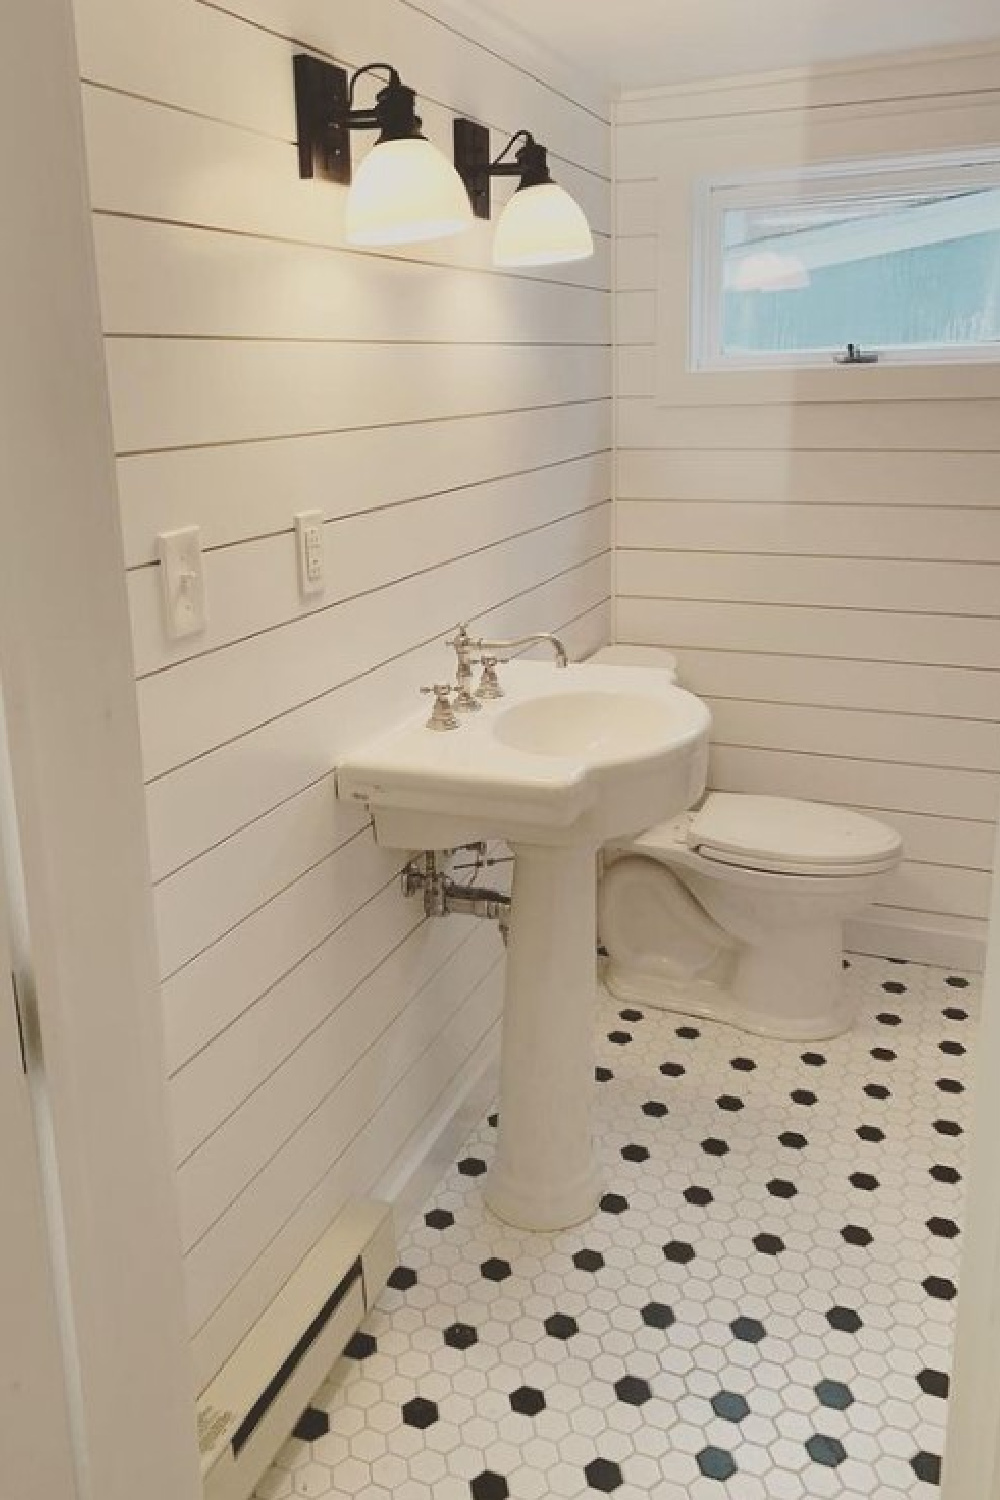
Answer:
xmin=614 ymin=48 xmax=1000 ymax=967
xmin=70 ymin=0 xmax=612 ymax=1387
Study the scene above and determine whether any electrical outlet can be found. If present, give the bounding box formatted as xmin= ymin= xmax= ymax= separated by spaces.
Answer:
xmin=295 ymin=511 xmax=326 ymax=596
xmin=157 ymin=526 xmax=207 ymax=639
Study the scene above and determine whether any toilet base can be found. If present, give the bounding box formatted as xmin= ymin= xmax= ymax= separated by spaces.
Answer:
xmin=602 ymin=918 xmax=856 ymax=1041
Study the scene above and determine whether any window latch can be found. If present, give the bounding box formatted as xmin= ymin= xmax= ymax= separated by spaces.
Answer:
xmin=834 ymin=342 xmax=879 ymax=365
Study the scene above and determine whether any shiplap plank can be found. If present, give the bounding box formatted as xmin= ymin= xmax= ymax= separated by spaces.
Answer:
xmin=617 ymin=398 xmax=1000 ymax=451
xmin=617 ymin=549 xmax=1000 ymax=617
xmin=119 ymin=399 xmax=611 ymax=566
xmin=95 ymin=217 xmax=611 ymax=347
xmin=184 ymin=0 xmax=612 ymax=166
xmin=709 ymin=745 xmax=998 ymax=823
xmin=145 ymin=557 xmax=612 ymax=878
xmin=175 ymin=911 xmax=477 ymax=1246
xmin=705 ymin=698 xmax=1000 ymax=774
xmin=74 ymin=0 xmax=612 ymax=195
xmin=139 ymin=508 xmax=611 ymax=778
xmin=171 ymin=882 xmax=463 ymax=1171
xmin=617 ymin=596 xmax=1000 ymax=671
xmin=615 ymin=236 xmax=657 ymax=294
xmin=107 ymin=338 xmax=610 ymax=454
xmin=881 ymin=862 xmax=993 ymax=921
xmin=154 ymin=777 xmax=381 ymax=979
xmin=614 ymin=88 xmax=1000 ymax=181
xmin=853 ymin=811 xmax=995 ymax=872
xmin=615 ymin=47 xmax=1000 ymax=127
xmin=669 ymin=647 xmax=1000 ymax=723
xmin=76 ymin=0 xmax=611 ymax=150
xmin=188 ymin=968 xmax=502 ymax=1389
xmin=162 ymin=847 xmax=409 ymax=1081
xmin=617 ymin=449 xmax=1000 ymax=506
xmin=183 ymin=930 xmax=500 ymax=1333
xmin=76 ymin=0 xmax=612 ymax=163
xmin=615 ymin=181 xmax=659 ymax=237
xmin=128 ymin=459 xmax=611 ymax=675
xmin=616 ymin=290 xmax=656 ymax=345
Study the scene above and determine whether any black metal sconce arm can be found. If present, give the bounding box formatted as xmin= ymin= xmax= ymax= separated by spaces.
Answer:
xmin=293 ymin=53 xmax=427 ymax=184
xmin=454 ymin=119 xmax=554 ymax=219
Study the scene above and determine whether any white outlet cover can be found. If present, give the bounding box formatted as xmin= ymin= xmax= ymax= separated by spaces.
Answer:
xmin=157 ymin=525 xmax=207 ymax=640
xmin=294 ymin=511 xmax=326 ymax=596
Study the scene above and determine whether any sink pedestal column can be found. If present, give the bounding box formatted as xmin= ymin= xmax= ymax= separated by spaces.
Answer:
xmin=485 ymin=841 xmax=602 ymax=1231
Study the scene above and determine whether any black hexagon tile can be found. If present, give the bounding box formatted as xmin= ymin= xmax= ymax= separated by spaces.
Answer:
xmin=291 ymin=1407 xmax=329 ymax=1442
xmin=509 ymin=1385 xmax=546 ymax=1417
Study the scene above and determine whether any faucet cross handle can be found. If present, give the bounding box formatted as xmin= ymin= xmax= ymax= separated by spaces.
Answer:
xmin=420 ymin=683 xmax=460 ymax=732
xmin=476 ymin=655 xmax=508 ymax=700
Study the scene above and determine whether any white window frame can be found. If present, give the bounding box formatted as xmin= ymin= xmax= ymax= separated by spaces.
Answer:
xmin=653 ymin=99 xmax=1000 ymax=406
xmin=693 ymin=148 xmax=1000 ymax=374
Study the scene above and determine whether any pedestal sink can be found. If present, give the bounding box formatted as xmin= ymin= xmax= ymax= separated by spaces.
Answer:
xmin=337 ymin=661 xmax=710 ymax=1231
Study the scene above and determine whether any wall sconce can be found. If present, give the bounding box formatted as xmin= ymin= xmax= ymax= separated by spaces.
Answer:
xmin=293 ymin=53 xmax=474 ymax=247
xmin=454 ymin=120 xmax=594 ymax=268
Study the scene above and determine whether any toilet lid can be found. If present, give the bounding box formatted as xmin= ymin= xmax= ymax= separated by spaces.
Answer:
xmin=689 ymin=794 xmax=902 ymax=876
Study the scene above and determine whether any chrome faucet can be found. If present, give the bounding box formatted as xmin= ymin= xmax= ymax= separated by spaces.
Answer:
xmin=445 ymin=623 xmax=569 ymax=706
xmin=445 ymin=625 xmax=483 ymax=713
xmin=477 ymin=631 xmax=569 ymax=669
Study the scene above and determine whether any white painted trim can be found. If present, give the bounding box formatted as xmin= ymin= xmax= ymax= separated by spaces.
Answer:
xmin=0 ymin=3 xmax=200 ymax=1499
xmin=619 ymin=38 xmax=1000 ymax=107
xmin=0 ymin=699 xmax=79 ymax=1500
xmin=943 ymin=824 xmax=1000 ymax=1500
xmin=846 ymin=914 xmax=986 ymax=974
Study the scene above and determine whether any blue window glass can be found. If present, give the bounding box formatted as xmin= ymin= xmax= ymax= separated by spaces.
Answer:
xmin=720 ymin=187 xmax=1000 ymax=357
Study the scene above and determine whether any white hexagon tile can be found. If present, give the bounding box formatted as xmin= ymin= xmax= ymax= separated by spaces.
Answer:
xmin=258 ymin=955 xmax=974 ymax=1500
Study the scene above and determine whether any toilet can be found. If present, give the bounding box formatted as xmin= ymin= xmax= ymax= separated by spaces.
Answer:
xmin=589 ymin=646 xmax=903 ymax=1040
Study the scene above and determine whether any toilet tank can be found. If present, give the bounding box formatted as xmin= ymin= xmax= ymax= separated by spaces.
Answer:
xmin=587 ymin=644 xmax=679 ymax=682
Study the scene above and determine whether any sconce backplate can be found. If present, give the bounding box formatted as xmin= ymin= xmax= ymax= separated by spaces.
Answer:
xmin=294 ymin=53 xmax=351 ymax=184
xmin=454 ymin=118 xmax=492 ymax=220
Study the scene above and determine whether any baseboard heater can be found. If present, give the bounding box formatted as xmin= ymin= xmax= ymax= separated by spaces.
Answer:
xmin=197 ymin=1200 xmax=397 ymax=1500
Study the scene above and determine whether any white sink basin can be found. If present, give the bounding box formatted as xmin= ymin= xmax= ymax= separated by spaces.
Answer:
xmin=337 ymin=661 xmax=709 ymax=850
xmin=494 ymin=689 xmax=681 ymax=758
xmin=336 ymin=657 xmax=710 ymax=1235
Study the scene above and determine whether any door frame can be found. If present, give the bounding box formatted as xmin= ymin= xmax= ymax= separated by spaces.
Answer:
xmin=0 ymin=773 xmax=78 ymax=1500
xmin=0 ymin=3 xmax=200 ymax=1499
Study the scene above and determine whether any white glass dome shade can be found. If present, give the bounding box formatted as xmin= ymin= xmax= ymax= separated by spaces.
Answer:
xmin=344 ymin=67 xmax=473 ymax=247
xmin=348 ymin=136 xmax=474 ymax=246
xmin=486 ymin=132 xmax=594 ymax=268
xmin=493 ymin=181 xmax=594 ymax=267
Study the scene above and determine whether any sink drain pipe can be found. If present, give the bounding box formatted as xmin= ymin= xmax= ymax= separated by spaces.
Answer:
xmin=401 ymin=848 xmax=512 ymax=944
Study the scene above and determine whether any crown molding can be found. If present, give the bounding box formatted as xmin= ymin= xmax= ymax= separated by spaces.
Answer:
xmin=402 ymin=0 xmax=611 ymax=121
xmin=618 ymin=35 xmax=1000 ymax=105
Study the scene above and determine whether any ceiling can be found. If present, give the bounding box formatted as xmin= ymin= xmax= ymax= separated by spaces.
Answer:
xmin=471 ymin=0 xmax=1000 ymax=92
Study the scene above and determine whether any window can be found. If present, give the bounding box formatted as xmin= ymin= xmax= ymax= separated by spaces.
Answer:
xmin=692 ymin=149 xmax=1000 ymax=372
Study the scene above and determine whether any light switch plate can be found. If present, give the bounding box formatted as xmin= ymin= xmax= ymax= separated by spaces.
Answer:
xmin=294 ymin=511 xmax=326 ymax=596
xmin=157 ymin=525 xmax=207 ymax=639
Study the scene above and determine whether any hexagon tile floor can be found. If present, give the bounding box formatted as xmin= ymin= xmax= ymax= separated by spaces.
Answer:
xmin=258 ymin=954 xmax=976 ymax=1500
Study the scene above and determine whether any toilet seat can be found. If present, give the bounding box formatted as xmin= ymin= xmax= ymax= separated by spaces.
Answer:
xmin=628 ymin=793 xmax=902 ymax=880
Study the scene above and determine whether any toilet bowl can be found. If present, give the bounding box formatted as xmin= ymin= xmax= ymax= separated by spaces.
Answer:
xmin=588 ymin=647 xmax=903 ymax=1039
